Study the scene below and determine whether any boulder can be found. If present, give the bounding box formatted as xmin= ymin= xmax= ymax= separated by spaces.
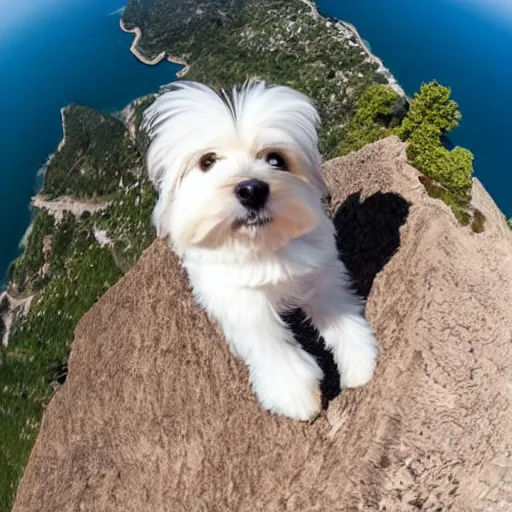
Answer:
xmin=14 ymin=137 xmax=512 ymax=511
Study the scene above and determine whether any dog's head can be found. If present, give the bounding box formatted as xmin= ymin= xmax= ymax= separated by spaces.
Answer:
xmin=144 ymin=80 xmax=327 ymax=256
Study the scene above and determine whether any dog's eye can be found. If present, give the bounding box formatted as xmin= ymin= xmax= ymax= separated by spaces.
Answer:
xmin=266 ymin=152 xmax=288 ymax=171
xmin=199 ymin=152 xmax=217 ymax=172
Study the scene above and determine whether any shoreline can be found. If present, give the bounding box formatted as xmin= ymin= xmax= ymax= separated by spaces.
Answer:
xmin=340 ymin=20 xmax=406 ymax=98
xmin=39 ymin=106 xmax=67 ymax=181
xmin=299 ymin=0 xmax=319 ymax=17
xmin=301 ymin=0 xmax=405 ymax=98
xmin=57 ymin=106 xmax=67 ymax=152
xmin=119 ymin=18 xmax=189 ymax=77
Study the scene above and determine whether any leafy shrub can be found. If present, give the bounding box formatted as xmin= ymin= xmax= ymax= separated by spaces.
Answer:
xmin=406 ymin=124 xmax=473 ymax=195
xmin=338 ymin=84 xmax=403 ymax=155
xmin=397 ymin=80 xmax=461 ymax=140
xmin=399 ymin=81 xmax=476 ymax=225
xmin=471 ymin=209 xmax=486 ymax=234
xmin=420 ymin=176 xmax=471 ymax=226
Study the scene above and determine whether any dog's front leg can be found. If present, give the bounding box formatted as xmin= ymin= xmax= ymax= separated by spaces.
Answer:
xmin=307 ymin=261 xmax=379 ymax=389
xmin=215 ymin=289 xmax=323 ymax=421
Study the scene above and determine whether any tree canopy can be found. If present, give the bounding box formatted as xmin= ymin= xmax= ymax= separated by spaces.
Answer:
xmin=338 ymin=84 xmax=403 ymax=155
xmin=397 ymin=80 xmax=461 ymax=140
xmin=398 ymin=81 xmax=473 ymax=198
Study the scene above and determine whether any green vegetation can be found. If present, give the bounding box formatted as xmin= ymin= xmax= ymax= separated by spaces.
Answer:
xmin=471 ymin=208 xmax=486 ymax=234
xmin=11 ymin=211 xmax=55 ymax=293
xmin=131 ymin=94 xmax=157 ymax=154
xmin=397 ymin=80 xmax=461 ymax=140
xmin=44 ymin=106 xmax=139 ymax=199
xmin=93 ymin=182 xmax=157 ymax=273
xmin=508 ymin=218 xmax=512 ymax=229
xmin=396 ymin=81 xmax=478 ymax=229
xmin=398 ymin=81 xmax=473 ymax=197
xmin=338 ymin=84 xmax=405 ymax=155
xmin=121 ymin=0 xmax=145 ymax=30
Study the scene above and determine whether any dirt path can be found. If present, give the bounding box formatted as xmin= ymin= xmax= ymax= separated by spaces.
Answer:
xmin=119 ymin=19 xmax=167 ymax=65
xmin=32 ymin=195 xmax=111 ymax=222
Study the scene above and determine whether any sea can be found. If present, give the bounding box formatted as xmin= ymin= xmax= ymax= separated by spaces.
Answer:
xmin=0 ymin=0 xmax=180 ymax=288
xmin=1 ymin=0 xmax=511 ymax=286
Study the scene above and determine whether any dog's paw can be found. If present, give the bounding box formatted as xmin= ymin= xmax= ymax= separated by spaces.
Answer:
xmin=252 ymin=348 xmax=323 ymax=421
xmin=340 ymin=346 xmax=376 ymax=388
xmin=337 ymin=317 xmax=378 ymax=388
xmin=270 ymin=379 xmax=322 ymax=421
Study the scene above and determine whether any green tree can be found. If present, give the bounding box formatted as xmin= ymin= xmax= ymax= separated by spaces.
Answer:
xmin=339 ymin=84 xmax=402 ymax=155
xmin=399 ymin=80 xmax=473 ymax=198
xmin=121 ymin=0 xmax=145 ymax=30
xmin=436 ymin=146 xmax=474 ymax=194
xmin=397 ymin=80 xmax=461 ymax=140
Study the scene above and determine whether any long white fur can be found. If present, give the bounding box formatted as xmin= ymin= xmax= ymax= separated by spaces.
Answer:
xmin=144 ymin=80 xmax=378 ymax=421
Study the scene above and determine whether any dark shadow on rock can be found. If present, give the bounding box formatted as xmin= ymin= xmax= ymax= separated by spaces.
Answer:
xmin=282 ymin=191 xmax=410 ymax=407
xmin=333 ymin=191 xmax=410 ymax=299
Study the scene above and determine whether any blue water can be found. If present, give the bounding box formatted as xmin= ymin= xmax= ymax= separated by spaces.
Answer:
xmin=317 ymin=0 xmax=512 ymax=218
xmin=0 ymin=0 xmax=179 ymax=286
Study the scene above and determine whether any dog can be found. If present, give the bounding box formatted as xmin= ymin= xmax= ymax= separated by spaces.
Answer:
xmin=143 ymin=80 xmax=378 ymax=421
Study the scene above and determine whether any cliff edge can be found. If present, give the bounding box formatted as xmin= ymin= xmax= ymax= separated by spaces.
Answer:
xmin=13 ymin=137 xmax=512 ymax=511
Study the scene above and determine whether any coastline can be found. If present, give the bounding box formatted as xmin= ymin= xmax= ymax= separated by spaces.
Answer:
xmin=168 ymin=55 xmax=190 ymax=79
xmin=38 ymin=106 xmax=67 ymax=183
xmin=340 ymin=20 xmax=406 ymax=97
xmin=119 ymin=18 xmax=189 ymax=77
xmin=299 ymin=0 xmax=319 ymax=17
xmin=57 ymin=106 xmax=67 ymax=152
xmin=2 ymin=105 xmax=98 ymax=299
xmin=300 ymin=0 xmax=404 ymax=97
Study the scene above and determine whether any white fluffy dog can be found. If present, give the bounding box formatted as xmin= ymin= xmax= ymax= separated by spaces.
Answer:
xmin=144 ymin=80 xmax=378 ymax=421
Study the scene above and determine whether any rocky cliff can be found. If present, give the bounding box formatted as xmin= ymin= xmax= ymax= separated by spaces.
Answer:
xmin=13 ymin=137 xmax=512 ymax=511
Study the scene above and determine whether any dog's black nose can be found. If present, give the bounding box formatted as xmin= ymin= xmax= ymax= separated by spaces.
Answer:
xmin=235 ymin=179 xmax=269 ymax=210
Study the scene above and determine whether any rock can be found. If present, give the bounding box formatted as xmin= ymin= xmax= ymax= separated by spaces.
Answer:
xmin=0 ymin=292 xmax=10 ymax=315
xmin=13 ymin=137 xmax=512 ymax=511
